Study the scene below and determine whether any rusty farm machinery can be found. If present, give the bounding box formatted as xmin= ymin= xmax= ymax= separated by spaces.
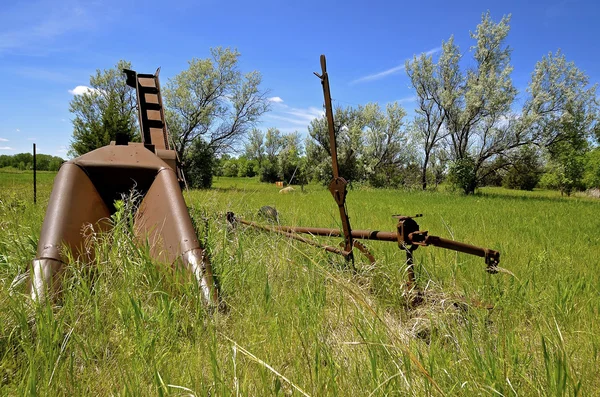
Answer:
xmin=29 ymin=55 xmax=500 ymax=308
xmin=29 ymin=69 xmax=219 ymax=307
xmin=226 ymin=55 xmax=501 ymax=297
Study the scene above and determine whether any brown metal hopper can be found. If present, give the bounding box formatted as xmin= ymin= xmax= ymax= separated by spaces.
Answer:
xmin=30 ymin=69 xmax=219 ymax=308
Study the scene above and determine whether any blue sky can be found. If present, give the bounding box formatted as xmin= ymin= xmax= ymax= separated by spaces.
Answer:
xmin=0 ymin=0 xmax=598 ymax=156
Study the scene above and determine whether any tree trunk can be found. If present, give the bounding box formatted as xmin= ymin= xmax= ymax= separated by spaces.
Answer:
xmin=421 ymin=153 xmax=430 ymax=190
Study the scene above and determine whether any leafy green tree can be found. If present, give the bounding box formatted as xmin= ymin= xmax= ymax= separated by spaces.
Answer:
xmin=277 ymin=132 xmax=302 ymax=182
xmin=307 ymin=106 xmax=365 ymax=184
xmin=524 ymin=50 xmax=599 ymax=149
xmin=244 ymin=128 xmax=265 ymax=168
xmin=502 ymin=145 xmax=543 ymax=190
xmin=259 ymin=128 xmax=283 ymax=182
xmin=69 ymin=60 xmax=138 ymax=156
xmin=406 ymin=54 xmax=447 ymax=190
xmin=583 ymin=148 xmax=600 ymax=189
xmin=307 ymin=102 xmax=411 ymax=187
xmin=164 ymin=47 xmax=270 ymax=161
xmin=406 ymin=13 xmax=531 ymax=194
xmin=524 ymin=51 xmax=598 ymax=195
xmin=184 ymin=139 xmax=215 ymax=189
xmin=362 ymin=102 xmax=410 ymax=187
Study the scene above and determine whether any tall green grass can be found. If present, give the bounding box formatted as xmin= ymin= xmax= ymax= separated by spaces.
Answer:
xmin=1 ymin=173 xmax=599 ymax=395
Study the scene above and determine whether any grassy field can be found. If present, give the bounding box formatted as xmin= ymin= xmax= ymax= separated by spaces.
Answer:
xmin=1 ymin=171 xmax=599 ymax=395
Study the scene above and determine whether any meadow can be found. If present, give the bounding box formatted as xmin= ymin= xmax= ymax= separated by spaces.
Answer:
xmin=1 ymin=170 xmax=599 ymax=396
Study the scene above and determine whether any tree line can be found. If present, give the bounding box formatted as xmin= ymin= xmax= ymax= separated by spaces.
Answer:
xmin=68 ymin=13 xmax=600 ymax=195
xmin=0 ymin=153 xmax=64 ymax=172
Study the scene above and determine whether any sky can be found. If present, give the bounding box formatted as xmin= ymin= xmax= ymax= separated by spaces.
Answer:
xmin=0 ymin=0 xmax=599 ymax=156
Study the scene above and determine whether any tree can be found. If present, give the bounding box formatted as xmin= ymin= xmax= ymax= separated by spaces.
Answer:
xmin=524 ymin=50 xmax=599 ymax=149
xmin=277 ymin=132 xmax=303 ymax=182
xmin=502 ymin=145 xmax=543 ymax=190
xmin=164 ymin=47 xmax=271 ymax=160
xmin=362 ymin=102 xmax=411 ymax=187
xmin=308 ymin=106 xmax=365 ymax=184
xmin=584 ymin=148 xmax=600 ymax=189
xmin=306 ymin=103 xmax=412 ymax=186
xmin=244 ymin=128 xmax=265 ymax=168
xmin=69 ymin=60 xmax=138 ymax=156
xmin=406 ymin=54 xmax=447 ymax=190
xmin=406 ymin=13 xmax=531 ymax=194
xmin=524 ymin=50 xmax=599 ymax=195
xmin=184 ymin=138 xmax=215 ymax=189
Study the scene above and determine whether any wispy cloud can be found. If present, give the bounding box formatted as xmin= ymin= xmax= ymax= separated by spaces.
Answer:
xmin=0 ymin=147 xmax=15 ymax=151
xmin=268 ymin=96 xmax=284 ymax=103
xmin=0 ymin=138 xmax=8 ymax=142
xmin=263 ymin=103 xmax=324 ymax=132
xmin=0 ymin=0 xmax=111 ymax=55
xmin=68 ymin=85 xmax=96 ymax=95
xmin=396 ymin=96 xmax=418 ymax=104
xmin=13 ymin=66 xmax=86 ymax=83
xmin=350 ymin=47 xmax=442 ymax=85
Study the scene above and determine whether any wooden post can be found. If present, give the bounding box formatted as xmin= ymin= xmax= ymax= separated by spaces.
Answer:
xmin=33 ymin=143 xmax=36 ymax=204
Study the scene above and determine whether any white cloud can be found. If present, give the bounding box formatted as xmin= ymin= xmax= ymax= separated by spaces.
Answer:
xmin=351 ymin=64 xmax=406 ymax=85
xmin=68 ymin=85 xmax=97 ymax=95
xmin=27 ymin=137 xmax=37 ymax=141
xmin=0 ymin=147 xmax=15 ymax=150
xmin=351 ymin=47 xmax=443 ymax=85
xmin=0 ymin=1 xmax=111 ymax=55
xmin=0 ymin=138 xmax=8 ymax=142
xmin=424 ymin=47 xmax=442 ymax=56
xmin=268 ymin=96 xmax=284 ymax=103
xmin=15 ymin=128 xmax=20 ymax=132
xmin=397 ymin=96 xmax=418 ymax=104
xmin=264 ymin=105 xmax=324 ymax=130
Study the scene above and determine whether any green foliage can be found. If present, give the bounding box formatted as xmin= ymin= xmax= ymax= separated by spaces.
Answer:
xmin=448 ymin=157 xmax=477 ymax=194
xmin=502 ymin=146 xmax=543 ymax=190
xmin=164 ymin=47 xmax=270 ymax=160
xmin=184 ymin=139 xmax=215 ymax=189
xmin=583 ymin=148 xmax=600 ymax=189
xmin=0 ymin=153 xmax=64 ymax=171
xmin=307 ymin=103 xmax=412 ymax=186
xmin=259 ymin=159 xmax=279 ymax=183
xmin=69 ymin=60 xmax=138 ymax=156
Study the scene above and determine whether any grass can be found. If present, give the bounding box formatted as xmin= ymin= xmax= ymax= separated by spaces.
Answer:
xmin=1 ymin=171 xmax=599 ymax=395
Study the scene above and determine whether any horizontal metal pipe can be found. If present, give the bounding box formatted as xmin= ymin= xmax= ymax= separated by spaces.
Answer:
xmin=238 ymin=218 xmax=499 ymax=263
xmin=238 ymin=219 xmax=350 ymax=256
xmin=239 ymin=222 xmax=397 ymax=242
xmin=421 ymin=235 xmax=491 ymax=258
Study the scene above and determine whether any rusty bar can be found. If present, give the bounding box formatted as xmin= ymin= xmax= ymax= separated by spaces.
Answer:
xmin=416 ymin=234 xmax=499 ymax=262
xmin=317 ymin=55 xmax=339 ymax=178
xmin=262 ymin=224 xmax=397 ymax=241
xmin=236 ymin=218 xmax=350 ymax=257
xmin=239 ymin=219 xmax=499 ymax=265
xmin=315 ymin=55 xmax=355 ymax=263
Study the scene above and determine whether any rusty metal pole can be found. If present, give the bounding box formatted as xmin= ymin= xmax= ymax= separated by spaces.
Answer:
xmin=315 ymin=55 xmax=355 ymax=266
xmin=33 ymin=143 xmax=36 ymax=204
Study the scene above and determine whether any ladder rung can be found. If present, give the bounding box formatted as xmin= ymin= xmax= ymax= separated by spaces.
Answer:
xmin=146 ymin=109 xmax=162 ymax=121
xmin=138 ymin=77 xmax=156 ymax=88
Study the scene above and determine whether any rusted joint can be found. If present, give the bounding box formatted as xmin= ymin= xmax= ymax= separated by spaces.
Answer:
xmin=484 ymin=249 xmax=500 ymax=274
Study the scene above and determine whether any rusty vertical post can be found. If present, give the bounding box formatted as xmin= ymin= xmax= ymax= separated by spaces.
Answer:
xmin=315 ymin=55 xmax=355 ymax=266
xmin=33 ymin=143 xmax=36 ymax=204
